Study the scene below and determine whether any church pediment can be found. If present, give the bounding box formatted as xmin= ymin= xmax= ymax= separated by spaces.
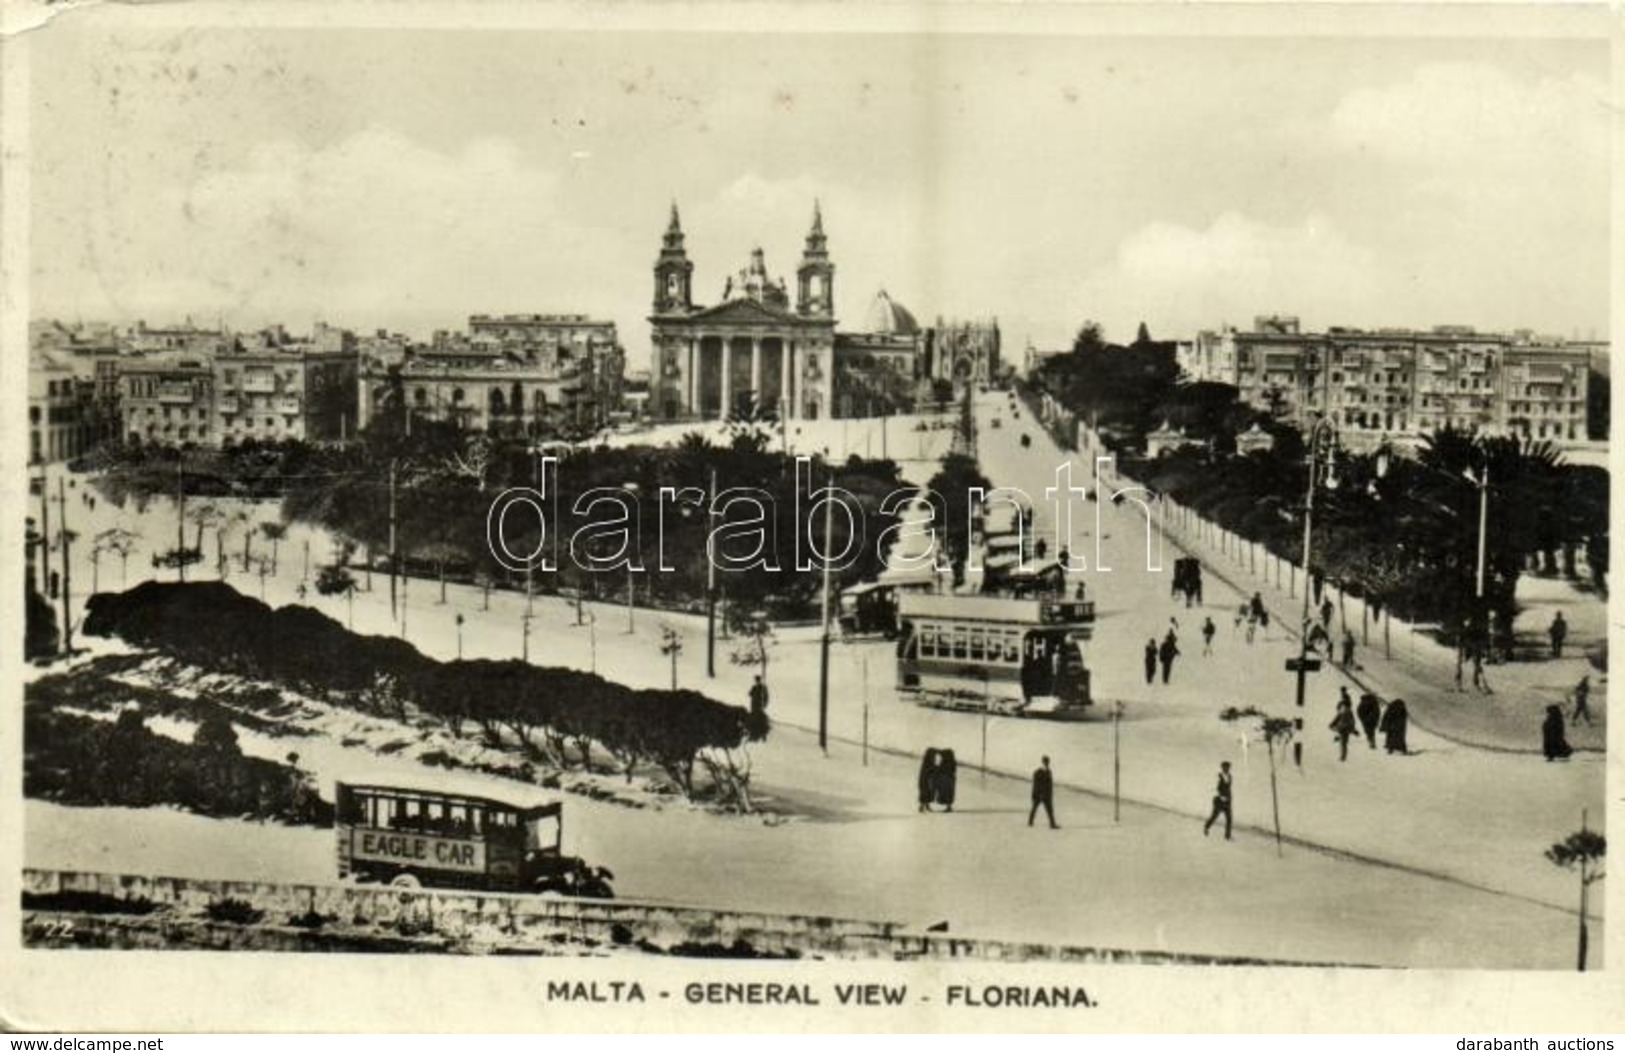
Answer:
xmin=680 ymin=299 xmax=826 ymax=327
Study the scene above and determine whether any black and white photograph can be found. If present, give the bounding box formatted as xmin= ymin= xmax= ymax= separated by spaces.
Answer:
xmin=2 ymin=0 xmax=1619 ymax=1033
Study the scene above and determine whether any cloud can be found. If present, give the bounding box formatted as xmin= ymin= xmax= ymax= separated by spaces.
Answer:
xmin=1077 ymin=212 xmax=1381 ymax=339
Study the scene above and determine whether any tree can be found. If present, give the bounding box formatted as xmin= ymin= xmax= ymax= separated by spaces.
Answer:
xmin=927 ymin=452 xmax=992 ymax=587
xmin=727 ymin=607 xmax=776 ymax=691
xmin=659 ymin=624 xmax=684 ymax=690
xmin=25 ymin=580 xmax=59 ymax=659
xmin=1546 ymin=819 xmax=1605 ymax=971
xmin=1219 ymin=707 xmax=1293 ymax=857
xmin=447 ymin=434 xmax=496 ymax=492
xmin=259 ymin=522 xmax=287 ymax=574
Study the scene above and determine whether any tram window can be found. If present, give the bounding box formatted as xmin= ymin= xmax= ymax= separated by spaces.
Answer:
xmin=952 ymin=628 xmax=968 ymax=660
xmin=1003 ymin=632 xmax=1022 ymax=663
xmin=968 ymin=630 xmax=985 ymax=662
xmin=920 ymin=628 xmax=937 ymax=657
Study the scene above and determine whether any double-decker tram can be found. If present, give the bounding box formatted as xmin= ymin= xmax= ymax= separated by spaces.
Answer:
xmin=335 ymin=782 xmax=613 ymax=897
xmin=894 ymin=592 xmax=1096 ymax=720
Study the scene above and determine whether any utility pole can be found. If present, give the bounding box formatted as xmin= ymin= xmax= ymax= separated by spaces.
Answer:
xmin=706 ymin=467 xmax=717 ymax=678
xmin=37 ymin=471 xmax=49 ymax=593
xmin=817 ymin=468 xmax=835 ymax=754
xmin=1112 ymin=700 xmax=1124 ymax=823
xmin=388 ymin=458 xmax=398 ymax=619
xmin=56 ymin=477 xmax=72 ymax=654
xmin=175 ymin=462 xmax=187 ymax=583
xmin=1475 ymin=462 xmax=1490 ymax=606
xmin=1293 ymin=420 xmax=1336 ymax=769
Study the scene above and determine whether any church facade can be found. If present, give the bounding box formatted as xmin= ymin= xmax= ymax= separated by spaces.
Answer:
xmin=649 ymin=204 xmax=837 ymax=421
xmin=648 ymin=202 xmax=998 ymax=421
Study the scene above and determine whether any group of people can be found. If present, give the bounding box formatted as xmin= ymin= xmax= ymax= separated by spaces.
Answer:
xmin=1328 ymin=686 xmax=1410 ymax=759
xmin=1542 ymin=675 xmax=1597 ymax=760
xmin=1143 ymin=623 xmax=1181 ymax=685
xmin=1234 ymin=592 xmax=1270 ymax=645
xmin=917 ymin=748 xmax=959 ymax=812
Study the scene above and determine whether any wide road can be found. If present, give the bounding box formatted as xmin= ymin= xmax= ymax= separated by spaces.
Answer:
xmin=23 ymin=423 xmax=1604 ymax=967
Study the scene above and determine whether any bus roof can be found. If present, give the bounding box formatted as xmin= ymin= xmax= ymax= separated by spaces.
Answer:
xmin=337 ymin=782 xmax=563 ymax=818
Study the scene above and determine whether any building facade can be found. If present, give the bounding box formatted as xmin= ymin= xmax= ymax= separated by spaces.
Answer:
xmin=213 ymin=341 xmax=360 ymax=445
xmin=28 ymin=351 xmax=98 ymax=465
xmin=119 ymin=355 xmax=216 ymax=447
xmin=357 ymin=314 xmax=625 ymax=437
xmin=649 ymin=204 xmax=838 ymax=421
xmin=1183 ymin=317 xmax=1599 ymax=442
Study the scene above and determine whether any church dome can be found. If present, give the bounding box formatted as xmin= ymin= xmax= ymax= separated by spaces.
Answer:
xmin=864 ymin=289 xmax=918 ymax=336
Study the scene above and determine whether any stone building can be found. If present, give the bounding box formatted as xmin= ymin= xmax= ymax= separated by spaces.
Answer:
xmin=213 ymin=334 xmax=360 ymax=446
xmin=1183 ymin=316 xmax=1599 ymax=443
xmin=357 ymin=314 xmax=624 ymax=438
xmin=649 ymin=204 xmax=837 ymax=421
xmin=119 ymin=355 xmax=216 ymax=447
xmin=28 ymin=350 xmax=97 ymax=465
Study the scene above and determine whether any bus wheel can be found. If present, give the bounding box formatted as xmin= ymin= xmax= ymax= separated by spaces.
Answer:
xmin=390 ymin=873 xmax=421 ymax=890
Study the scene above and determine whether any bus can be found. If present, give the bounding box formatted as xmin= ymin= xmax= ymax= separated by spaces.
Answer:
xmin=894 ymin=593 xmax=1095 ymax=720
xmin=334 ymin=782 xmax=613 ymax=898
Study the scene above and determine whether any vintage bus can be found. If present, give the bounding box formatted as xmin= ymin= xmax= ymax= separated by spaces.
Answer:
xmin=895 ymin=593 xmax=1095 ymax=720
xmin=334 ymin=782 xmax=613 ymax=898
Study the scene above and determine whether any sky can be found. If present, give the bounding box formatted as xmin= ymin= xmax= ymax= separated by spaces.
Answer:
xmin=26 ymin=20 xmax=1612 ymax=364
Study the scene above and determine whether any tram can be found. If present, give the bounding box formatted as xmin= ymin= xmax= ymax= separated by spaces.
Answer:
xmin=894 ymin=592 xmax=1096 ymax=720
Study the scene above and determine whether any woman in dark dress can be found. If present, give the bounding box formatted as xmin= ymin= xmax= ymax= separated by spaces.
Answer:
xmin=1379 ymin=698 xmax=1410 ymax=755
xmin=935 ymin=750 xmax=958 ymax=812
xmin=1542 ymin=705 xmax=1573 ymax=761
xmin=918 ymin=749 xmax=939 ymax=812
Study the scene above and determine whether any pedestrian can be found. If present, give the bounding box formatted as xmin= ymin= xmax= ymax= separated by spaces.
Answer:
xmin=1245 ymin=610 xmax=1257 ymax=645
xmin=1202 ymin=617 xmax=1216 ymax=656
xmin=936 ymin=750 xmax=958 ymax=812
xmin=1543 ymin=705 xmax=1574 ymax=761
xmin=1340 ymin=628 xmax=1356 ymax=669
xmin=1035 ymin=538 xmax=1048 ymax=561
xmin=749 ymin=674 xmax=770 ymax=715
xmin=1379 ymin=697 xmax=1409 ymax=755
xmin=1571 ymin=675 xmax=1593 ymax=727
xmin=1234 ymin=603 xmax=1247 ymax=635
xmin=1202 ymin=761 xmax=1232 ymax=840
xmin=296 ymin=583 xmax=308 ymax=602
xmin=1057 ymin=546 xmax=1071 ymax=569
xmin=1144 ymin=638 xmax=1158 ymax=685
xmin=1330 ymin=698 xmax=1357 ymax=762
xmin=1028 ymin=755 xmax=1057 ymax=829
xmin=1158 ymin=631 xmax=1180 ymax=684
xmin=1249 ymin=592 xmax=1265 ymax=622
xmin=1470 ymin=647 xmax=1491 ymax=694
xmin=1549 ymin=612 xmax=1568 ymax=658
xmin=1356 ymin=692 xmax=1381 ymax=750
xmin=918 ymin=749 xmax=939 ymax=813
xmin=1320 ymin=598 xmax=1334 ymax=629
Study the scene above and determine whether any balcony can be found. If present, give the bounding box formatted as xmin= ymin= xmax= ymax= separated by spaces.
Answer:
xmin=157 ymin=384 xmax=198 ymax=404
xmin=241 ymin=372 xmax=277 ymax=394
xmin=217 ymin=397 xmax=240 ymax=416
xmin=276 ymin=396 xmax=302 ymax=415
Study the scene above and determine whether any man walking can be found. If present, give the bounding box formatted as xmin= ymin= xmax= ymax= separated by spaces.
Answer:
xmin=1158 ymin=631 xmax=1180 ymax=684
xmin=1202 ymin=617 xmax=1216 ymax=656
xmin=1143 ymin=638 xmax=1158 ymax=685
xmin=1572 ymin=675 xmax=1593 ymax=726
xmin=1028 ymin=755 xmax=1058 ymax=829
xmin=748 ymin=675 xmax=769 ymax=716
xmin=1340 ymin=628 xmax=1356 ymax=669
xmin=1202 ymin=761 xmax=1232 ymax=840
xmin=1550 ymin=612 xmax=1568 ymax=658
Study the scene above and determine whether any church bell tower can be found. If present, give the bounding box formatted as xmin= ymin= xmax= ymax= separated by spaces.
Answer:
xmin=796 ymin=200 xmax=834 ymax=318
xmin=653 ymin=202 xmax=694 ymax=313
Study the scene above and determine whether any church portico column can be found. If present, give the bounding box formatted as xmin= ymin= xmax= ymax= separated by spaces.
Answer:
xmin=750 ymin=336 xmax=763 ymax=409
xmin=718 ymin=335 xmax=733 ymax=421
xmin=780 ymin=339 xmax=793 ymax=418
xmin=686 ymin=337 xmax=698 ymax=417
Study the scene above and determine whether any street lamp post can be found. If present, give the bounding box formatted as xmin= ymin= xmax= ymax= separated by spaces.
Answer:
xmin=1292 ymin=417 xmax=1340 ymax=768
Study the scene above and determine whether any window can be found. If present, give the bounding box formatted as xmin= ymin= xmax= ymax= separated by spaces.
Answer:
xmin=951 ymin=627 xmax=968 ymax=660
